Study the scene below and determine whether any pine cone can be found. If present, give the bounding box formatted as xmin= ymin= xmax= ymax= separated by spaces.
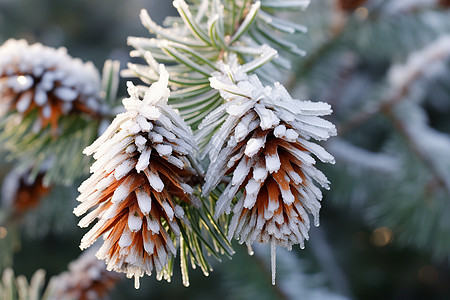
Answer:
xmin=0 ymin=39 xmax=101 ymax=132
xmin=1 ymin=169 xmax=50 ymax=213
xmin=50 ymin=247 xmax=122 ymax=300
xmin=75 ymin=65 xmax=198 ymax=288
xmin=201 ymin=55 xmax=336 ymax=253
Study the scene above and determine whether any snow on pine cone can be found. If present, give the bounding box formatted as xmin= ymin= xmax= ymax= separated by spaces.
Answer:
xmin=0 ymin=39 xmax=101 ymax=132
xmin=1 ymin=168 xmax=50 ymax=213
xmin=200 ymin=55 xmax=336 ymax=261
xmin=74 ymin=65 xmax=198 ymax=288
xmin=50 ymin=247 xmax=122 ymax=300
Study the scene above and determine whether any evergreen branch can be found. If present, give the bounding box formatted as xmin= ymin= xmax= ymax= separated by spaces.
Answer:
xmin=338 ymin=35 xmax=450 ymax=135
xmin=258 ymin=10 xmax=308 ymax=34
xmin=139 ymin=9 xmax=204 ymax=47
xmin=383 ymin=107 xmax=450 ymax=195
xmin=229 ymin=1 xmax=261 ymax=44
xmin=100 ymin=60 xmax=121 ymax=107
xmin=173 ymin=0 xmax=212 ymax=46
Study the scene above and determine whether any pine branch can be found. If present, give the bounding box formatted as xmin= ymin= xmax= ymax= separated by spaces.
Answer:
xmin=383 ymin=106 xmax=450 ymax=195
xmin=338 ymin=35 xmax=450 ymax=135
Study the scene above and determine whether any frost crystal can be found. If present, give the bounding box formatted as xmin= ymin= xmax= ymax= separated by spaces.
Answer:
xmin=0 ymin=39 xmax=101 ymax=131
xmin=75 ymin=65 xmax=198 ymax=288
xmin=199 ymin=54 xmax=336 ymax=283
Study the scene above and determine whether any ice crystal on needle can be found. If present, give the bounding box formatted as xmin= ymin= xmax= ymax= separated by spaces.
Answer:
xmin=199 ymin=54 xmax=336 ymax=284
xmin=75 ymin=65 xmax=198 ymax=288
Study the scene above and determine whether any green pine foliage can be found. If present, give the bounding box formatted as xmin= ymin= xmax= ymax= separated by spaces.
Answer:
xmin=1 ymin=0 xmax=450 ymax=299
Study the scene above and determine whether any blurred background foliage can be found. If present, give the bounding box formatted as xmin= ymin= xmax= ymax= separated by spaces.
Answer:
xmin=1 ymin=0 xmax=450 ymax=299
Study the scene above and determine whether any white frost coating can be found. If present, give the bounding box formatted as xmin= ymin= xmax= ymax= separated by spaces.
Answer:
xmin=253 ymin=166 xmax=268 ymax=182
xmin=34 ymin=88 xmax=47 ymax=105
xmin=136 ymin=147 xmax=152 ymax=173
xmin=126 ymin=144 xmax=137 ymax=154
xmin=136 ymin=189 xmax=152 ymax=215
xmin=167 ymin=156 xmax=184 ymax=169
xmin=143 ymin=231 xmax=155 ymax=254
xmin=134 ymin=135 xmax=147 ymax=148
xmin=54 ymin=86 xmax=78 ymax=101
xmin=235 ymin=122 xmax=249 ymax=142
xmin=128 ymin=209 xmax=143 ymax=232
xmin=16 ymin=91 xmax=32 ymax=112
xmin=243 ymin=193 xmax=258 ymax=208
xmin=231 ymin=158 xmax=252 ymax=186
xmin=103 ymin=203 xmax=120 ymax=220
xmin=281 ymin=142 xmax=315 ymax=166
xmin=146 ymin=216 xmax=160 ymax=233
xmin=279 ymin=187 xmax=295 ymax=205
xmin=148 ymin=132 xmax=163 ymax=143
xmin=284 ymin=129 xmax=299 ymax=141
xmin=146 ymin=169 xmax=164 ymax=192
xmin=42 ymin=104 xmax=52 ymax=118
xmin=245 ymin=137 xmax=265 ymax=157
xmin=136 ymin=115 xmax=152 ymax=132
xmin=288 ymin=171 xmax=302 ymax=185
xmin=111 ymin=179 xmax=132 ymax=203
xmin=180 ymin=182 xmax=193 ymax=195
xmin=114 ymin=159 xmax=136 ymax=180
xmin=265 ymin=153 xmax=281 ymax=173
xmin=246 ymin=178 xmax=261 ymax=196
xmin=153 ymin=125 xmax=176 ymax=141
xmin=226 ymin=101 xmax=255 ymax=116
xmin=93 ymin=131 xmax=133 ymax=160
xmin=85 ymin=113 xmax=129 ymax=155
xmin=118 ymin=228 xmax=133 ymax=248
xmin=273 ymin=124 xmax=286 ymax=138
xmin=174 ymin=205 xmax=185 ymax=218
xmin=254 ymin=104 xmax=280 ymax=130
xmin=301 ymin=140 xmax=335 ymax=164
xmin=234 ymin=111 xmax=256 ymax=141
xmin=267 ymin=194 xmax=280 ymax=212
xmin=155 ymin=144 xmax=172 ymax=156
xmin=161 ymin=202 xmax=174 ymax=221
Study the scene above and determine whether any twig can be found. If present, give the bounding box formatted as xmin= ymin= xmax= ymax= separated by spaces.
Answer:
xmin=383 ymin=107 xmax=450 ymax=195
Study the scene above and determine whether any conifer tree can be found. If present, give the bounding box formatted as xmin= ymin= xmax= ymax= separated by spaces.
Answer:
xmin=1 ymin=0 xmax=450 ymax=299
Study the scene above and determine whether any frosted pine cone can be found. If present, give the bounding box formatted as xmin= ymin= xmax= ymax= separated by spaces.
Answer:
xmin=50 ymin=247 xmax=122 ymax=300
xmin=1 ymin=168 xmax=50 ymax=213
xmin=200 ymin=55 xmax=336 ymax=282
xmin=0 ymin=39 xmax=101 ymax=132
xmin=75 ymin=65 xmax=198 ymax=288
